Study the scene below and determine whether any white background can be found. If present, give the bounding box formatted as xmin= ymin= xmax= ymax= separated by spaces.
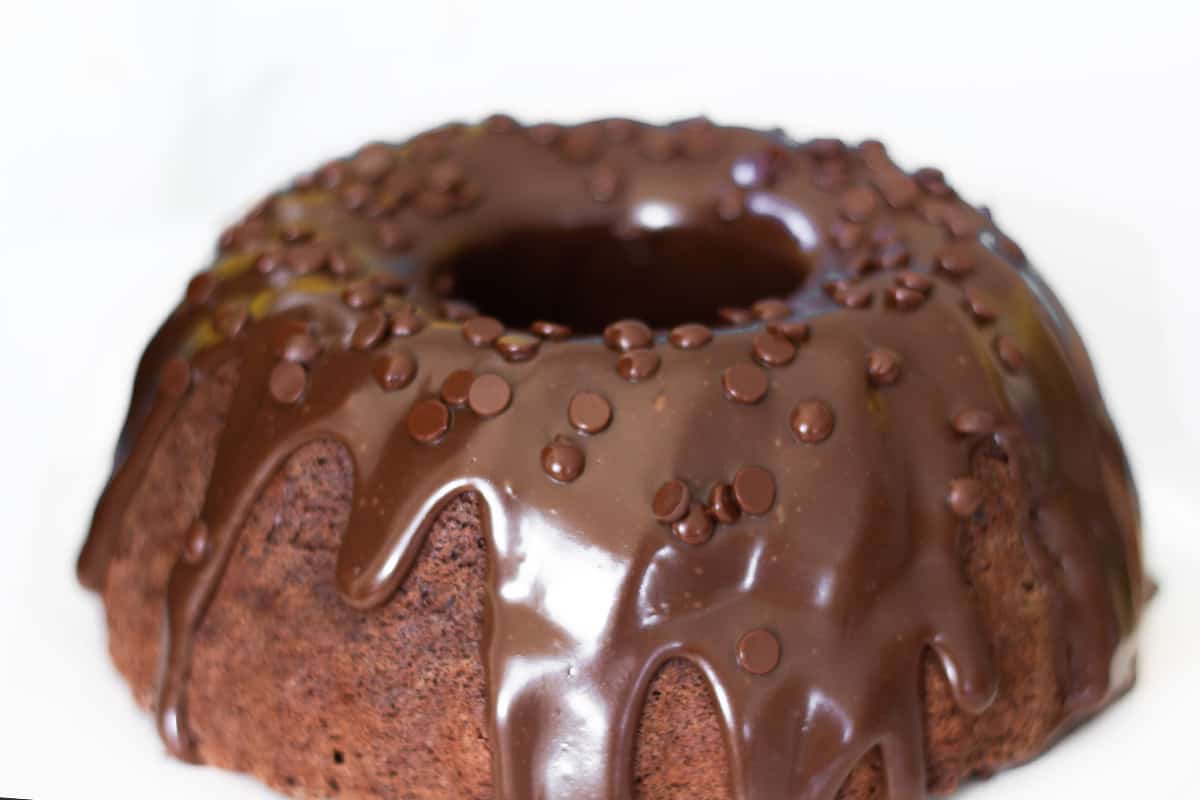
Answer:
xmin=1 ymin=1 xmax=1198 ymax=797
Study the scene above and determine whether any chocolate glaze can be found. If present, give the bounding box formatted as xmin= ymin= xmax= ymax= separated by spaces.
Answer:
xmin=78 ymin=117 xmax=1144 ymax=799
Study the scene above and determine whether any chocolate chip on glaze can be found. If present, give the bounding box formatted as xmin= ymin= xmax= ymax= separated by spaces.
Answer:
xmin=751 ymin=298 xmax=791 ymax=321
xmin=951 ymin=408 xmax=997 ymax=435
xmin=559 ymin=125 xmax=604 ymax=163
xmin=407 ymin=398 xmax=451 ymax=444
xmin=716 ymin=186 xmax=746 ymax=221
xmin=328 ymin=251 xmax=362 ymax=277
xmin=184 ymin=272 xmax=216 ymax=308
xmin=587 ymin=164 xmax=621 ymax=203
xmin=254 ymin=247 xmax=285 ymax=275
xmin=678 ymin=118 xmax=721 ymax=160
xmin=343 ymin=279 xmax=383 ymax=310
xmin=541 ymin=435 xmax=585 ymax=483
xmin=668 ymin=323 xmax=713 ymax=350
xmin=213 ymin=301 xmax=248 ymax=339
xmin=568 ymin=391 xmax=612 ymax=434
xmin=375 ymin=221 xmax=413 ymax=253
xmin=731 ymin=147 xmax=787 ymax=189
xmin=671 ymin=503 xmax=714 ymax=545
xmin=463 ymin=315 xmax=505 ymax=347
xmin=285 ymin=242 xmax=330 ymax=274
xmin=718 ymin=307 xmax=754 ymax=326
xmin=791 ymin=400 xmax=835 ymax=443
xmin=828 ymin=220 xmax=864 ymax=251
xmin=706 ymin=483 xmax=741 ymax=524
xmin=835 ymin=285 xmax=874 ymax=310
xmin=766 ymin=320 xmax=810 ymax=342
xmin=181 ymin=521 xmax=209 ymax=565
xmin=877 ymin=241 xmax=911 ymax=270
xmin=895 ymin=270 xmax=933 ymax=293
xmin=530 ymin=321 xmax=572 ymax=341
xmin=867 ymin=348 xmax=903 ymax=386
xmin=350 ymin=142 xmax=394 ymax=182
xmin=440 ymin=299 xmax=479 ymax=322
xmin=722 ymin=363 xmax=769 ymax=404
xmin=351 ymin=310 xmax=389 ymax=351
xmin=269 ymin=361 xmax=307 ymax=405
xmin=602 ymin=118 xmax=636 ymax=143
xmin=427 ymin=161 xmax=466 ymax=193
xmin=384 ymin=305 xmax=424 ymax=338
xmin=994 ymin=334 xmax=1026 ymax=373
xmin=495 ymin=333 xmax=541 ymax=362
xmin=603 ymin=319 xmax=653 ymax=352
xmin=838 ymin=185 xmax=879 ymax=222
xmin=372 ymin=351 xmax=416 ymax=392
xmin=468 ymin=374 xmax=512 ymax=418
xmin=752 ymin=333 xmax=796 ymax=367
xmin=935 ymin=240 xmax=978 ymax=277
xmin=963 ymin=287 xmax=997 ymax=324
xmin=528 ymin=123 xmax=563 ymax=147
xmin=737 ymin=629 xmax=781 ymax=675
xmin=483 ymin=113 xmax=520 ymax=134
xmin=947 ymin=477 xmax=985 ymax=517
xmin=639 ymin=128 xmax=680 ymax=162
xmin=652 ymin=480 xmax=691 ymax=523
xmin=733 ymin=466 xmax=775 ymax=515
xmin=277 ymin=330 xmax=321 ymax=365
xmin=159 ymin=357 xmax=192 ymax=399
xmin=616 ymin=349 xmax=660 ymax=382
xmin=887 ymin=287 xmax=925 ymax=311
xmin=914 ymin=166 xmax=954 ymax=197
xmin=440 ymin=369 xmax=475 ymax=408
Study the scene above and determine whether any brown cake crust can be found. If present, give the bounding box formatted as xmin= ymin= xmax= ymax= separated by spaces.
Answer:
xmin=100 ymin=360 xmax=1070 ymax=799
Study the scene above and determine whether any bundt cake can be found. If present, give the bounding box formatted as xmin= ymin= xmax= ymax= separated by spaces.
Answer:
xmin=78 ymin=116 xmax=1146 ymax=799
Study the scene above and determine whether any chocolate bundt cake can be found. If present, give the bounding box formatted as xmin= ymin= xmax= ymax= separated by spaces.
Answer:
xmin=78 ymin=117 xmax=1146 ymax=799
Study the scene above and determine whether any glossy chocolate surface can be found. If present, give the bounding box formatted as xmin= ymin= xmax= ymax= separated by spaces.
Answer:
xmin=78 ymin=117 xmax=1144 ymax=800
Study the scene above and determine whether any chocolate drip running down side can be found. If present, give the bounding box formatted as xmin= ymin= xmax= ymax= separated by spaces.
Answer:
xmin=79 ymin=117 xmax=1144 ymax=800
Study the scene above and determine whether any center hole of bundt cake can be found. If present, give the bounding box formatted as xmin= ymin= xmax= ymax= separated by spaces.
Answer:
xmin=432 ymin=216 xmax=808 ymax=333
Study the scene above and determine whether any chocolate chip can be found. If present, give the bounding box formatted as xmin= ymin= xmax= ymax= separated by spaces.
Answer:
xmin=587 ymin=164 xmax=620 ymax=202
xmin=947 ymin=477 xmax=984 ymax=517
xmin=737 ymin=629 xmax=781 ymax=675
xmin=962 ymin=287 xmax=997 ymax=324
xmin=722 ymin=363 xmax=769 ymax=404
xmin=706 ymin=483 xmax=741 ymax=524
xmin=340 ymin=182 xmax=371 ymax=211
xmin=751 ymin=298 xmax=791 ymax=321
xmin=441 ymin=300 xmax=478 ymax=322
xmin=255 ymin=247 xmax=285 ymax=274
xmin=828 ymin=220 xmax=864 ymax=250
xmin=716 ymin=186 xmax=746 ymax=221
xmin=160 ymin=357 xmax=192 ymax=398
xmin=994 ymin=335 xmax=1025 ymax=373
xmin=731 ymin=148 xmax=786 ymax=189
xmin=668 ymin=323 xmax=713 ymax=349
xmin=951 ymin=409 xmax=996 ymax=435
xmin=413 ymin=191 xmax=455 ymax=218
xmin=530 ymin=320 xmax=572 ymax=340
xmin=867 ymin=348 xmax=902 ymax=386
xmin=441 ymin=369 xmax=475 ymax=407
xmin=316 ymin=160 xmax=347 ymax=189
xmin=375 ymin=221 xmax=413 ymax=253
xmin=895 ymin=271 xmax=933 ymax=293
xmin=285 ymin=242 xmax=329 ymax=274
xmin=468 ymin=374 xmax=511 ymax=418
xmin=269 ymin=361 xmax=307 ymax=405
xmin=495 ymin=333 xmax=541 ymax=362
xmin=887 ymin=287 xmax=925 ymax=311
xmin=351 ymin=310 xmax=389 ymax=350
xmin=877 ymin=241 xmax=910 ymax=269
xmin=278 ymin=331 xmax=321 ymax=364
xmin=752 ymin=333 xmax=796 ymax=367
xmin=914 ymin=166 xmax=953 ymax=197
xmin=718 ymin=307 xmax=754 ymax=326
xmin=213 ymin=301 xmax=248 ymax=339
xmin=463 ymin=315 xmax=505 ymax=347
xmin=839 ymin=185 xmax=879 ymax=222
xmin=617 ymin=349 xmax=660 ymax=382
xmin=732 ymin=466 xmax=775 ymax=515
xmin=328 ymin=251 xmax=361 ymax=277
xmin=836 ymin=285 xmax=873 ymax=309
xmin=373 ymin=351 xmax=416 ymax=392
xmin=541 ymin=436 xmax=584 ymax=482
xmin=343 ymin=279 xmax=382 ymax=310
xmin=407 ymin=398 xmax=451 ymax=444
xmin=639 ymin=129 xmax=679 ymax=161
xmin=679 ymin=120 xmax=720 ymax=160
xmin=182 ymin=521 xmax=209 ymax=564
xmin=791 ymin=400 xmax=835 ymax=443
xmin=603 ymin=118 xmax=637 ymax=143
xmin=935 ymin=241 xmax=977 ymax=277
xmin=766 ymin=321 xmax=810 ymax=342
xmin=652 ymin=480 xmax=691 ymax=523
xmin=671 ymin=503 xmax=714 ymax=545
xmin=809 ymin=138 xmax=847 ymax=159
xmin=185 ymin=272 xmax=216 ymax=307
xmin=389 ymin=305 xmax=426 ymax=337
xmin=529 ymin=123 xmax=563 ymax=146
xmin=350 ymin=143 xmax=393 ymax=182
xmin=568 ymin=391 xmax=613 ymax=434
xmin=483 ymin=114 xmax=520 ymax=134
xmin=427 ymin=161 xmax=465 ymax=192
xmin=560 ymin=126 xmax=604 ymax=163
xmin=603 ymin=319 xmax=653 ymax=352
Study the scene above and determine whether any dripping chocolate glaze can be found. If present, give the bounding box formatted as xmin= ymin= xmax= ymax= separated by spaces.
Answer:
xmin=78 ymin=117 xmax=1144 ymax=799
